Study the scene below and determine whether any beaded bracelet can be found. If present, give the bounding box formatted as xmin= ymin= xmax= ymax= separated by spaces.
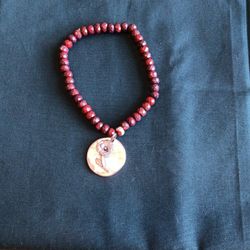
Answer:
xmin=59 ymin=22 xmax=160 ymax=177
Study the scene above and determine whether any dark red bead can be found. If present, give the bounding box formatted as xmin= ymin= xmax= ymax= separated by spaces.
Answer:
xmin=96 ymin=122 xmax=104 ymax=130
xmin=108 ymin=128 xmax=116 ymax=137
xmin=91 ymin=116 xmax=100 ymax=125
xmin=140 ymin=46 xmax=149 ymax=53
xmin=101 ymin=124 xmax=110 ymax=134
xmin=78 ymin=100 xmax=87 ymax=108
xmin=86 ymin=111 xmax=96 ymax=120
xmin=134 ymin=34 xmax=143 ymax=42
xmin=101 ymin=22 xmax=108 ymax=32
xmin=60 ymin=65 xmax=70 ymax=72
xmin=146 ymin=96 xmax=155 ymax=106
xmin=64 ymin=71 xmax=73 ymax=77
xmin=64 ymin=39 xmax=73 ymax=48
xmin=121 ymin=22 xmax=128 ymax=31
xmin=65 ymin=77 xmax=74 ymax=84
xmin=147 ymin=65 xmax=156 ymax=71
xmin=108 ymin=23 xmax=114 ymax=33
xmin=148 ymin=71 xmax=157 ymax=79
xmin=66 ymin=83 xmax=75 ymax=91
xmin=145 ymin=58 xmax=154 ymax=66
xmin=60 ymin=45 xmax=69 ymax=53
xmin=81 ymin=26 xmax=88 ymax=36
xmin=74 ymin=29 xmax=82 ymax=39
xmin=94 ymin=23 xmax=101 ymax=33
xmin=116 ymin=126 xmax=125 ymax=136
xmin=151 ymin=84 xmax=160 ymax=92
xmin=143 ymin=52 xmax=151 ymax=59
xmin=70 ymin=89 xmax=79 ymax=96
xmin=60 ymin=52 xmax=68 ymax=59
xmin=121 ymin=121 xmax=130 ymax=131
xmin=151 ymin=77 xmax=160 ymax=84
xmin=127 ymin=117 xmax=136 ymax=127
xmin=131 ymin=29 xmax=140 ymax=36
xmin=87 ymin=25 xmax=95 ymax=34
xmin=133 ymin=112 xmax=141 ymax=122
xmin=142 ymin=102 xmax=151 ymax=111
xmin=74 ymin=94 xmax=83 ymax=103
xmin=137 ymin=40 xmax=147 ymax=47
xmin=151 ymin=91 xmax=160 ymax=99
xmin=69 ymin=34 xmax=77 ymax=43
xmin=82 ymin=105 xmax=92 ymax=114
xmin=137 ymin=107 xmax=147 ymax=117
xmin=60 ymin=58 xmax=69 ymax=65
xmin=114 ymin=23 xmax=121 ymax=33
xmin=128 ymin=24 xmax=137 ymax=32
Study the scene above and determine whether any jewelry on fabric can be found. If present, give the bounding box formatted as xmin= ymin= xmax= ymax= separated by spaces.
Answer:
xmin=59 ymin=22 xmax=160 ymax=177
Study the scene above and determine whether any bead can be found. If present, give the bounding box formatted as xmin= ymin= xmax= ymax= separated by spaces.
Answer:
xmin=133 ymin=112 xmax=141 ymax=122
xmin=127 ymin=117 xmax=136 ymax=127
xmin=140 ymin=46 xmax=149 ymax=53
xmin=64 ymin=39 xmax=73 ymax=48
xmin=108 ymin=128 xmax=116 ymax=137
xmin=142 ymin=102 xmax=151 ymax=111
xmin=60 ymin=45 xmax=69 ymax=53
xmin=108 ymin=23 xmax=114 ymax=33
xmin=94 ymin=23 xmax=101 ymax=33
xmin=131 ymin=29 xmax=140 ymax=36
xmin=147 ymin=65 xmax=156 ymax=71
xmin=101 ymin=124 xmax=110 ymax=134
xmin=78 ymin=100 xmax=87 ymax=108
xmin=128 ymin=24 xmax=137 ymax=32
xmin=91 ymin=116 xmax=100 ymax=125
xmin=143 ymin=52 xmax=151 ymax=59
xmin=66 ymin=83 xmax=75 ymax=91
xmin=60 ymin=65 xmax=70 ymax=72
xmin=81 ymin=26 xmax=88 ymax=36
xmin=64 ymin=71 xmax=73 ymax=77
xmin=82 ymin=105 xmax=92 ymax=114
xmin=121 ymin=22 xmax=128 ymax=31
xmin=70 ymin=89 xmax=79 ymax=96
xmin=69 ymin=34 xmax=77 ymax=43
xmin=64 ymin=71 xmax=72 ymax=77
xmin=146 ymin=96 xmax=155 ymax=106
xmin=74 ymin=29 xmax=82 ymax=39
xmin=60 ymin=58 xmax=69 ymax=65
xmin=87 ymin=25 xmax=95 ymax=34
xmin=101 ymin=22 xmax=108 ymax=32
xmin=151 ymin=77 xmax=160 ymax=84
xmin=60 ymin=52 xmax=68 ymax=59
xmin=151 ymin=91 xmax=160 ymax=99
xmin=145 ymin=58 xmax=154 ymax=66
xmin=86 ymin=111 xmax=96 ymax=120
xmin=137 ymin=107 xmax=147 ymax=117
xmin=114 ymin=23 xmax=122 ymax=33
xmin=134 ymin=34 xmax=143 ymax=42
xmin=65 ymin=77 xmax=74 ymax=84
xmin=148 ymin=71 xmax=157 ymax=79
xmin=116 ymin=126 xmax=125 ymax=136
xmin=137 ymin=40 xmax=147 ymax=47
xmin=96 ymin=122 xmax=104 ymax=130
xmin=74 ymin=94 xmax=83 ymax=102
xmin=121 ymin=121 xmax=130 ymax=130
xmin=151 ymin=84 xmax=160 ymax=92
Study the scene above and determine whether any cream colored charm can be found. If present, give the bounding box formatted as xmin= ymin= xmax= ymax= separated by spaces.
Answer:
xmin=86 ymin=137 xmax=126 ymax=177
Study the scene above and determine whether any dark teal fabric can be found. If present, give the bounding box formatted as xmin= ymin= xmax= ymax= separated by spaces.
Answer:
xmin=0 ymin=0 xmax=250 ymax=249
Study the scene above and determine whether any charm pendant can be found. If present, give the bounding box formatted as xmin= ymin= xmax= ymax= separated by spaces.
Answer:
xmin=86 ymin=137 xmax=126 ymax=177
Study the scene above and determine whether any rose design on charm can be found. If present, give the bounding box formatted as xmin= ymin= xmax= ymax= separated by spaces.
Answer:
xmin=95 ymin=139 xmax=113 ymax=172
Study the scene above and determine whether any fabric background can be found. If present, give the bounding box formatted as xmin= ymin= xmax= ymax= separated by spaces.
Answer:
xmin=0 ymin=0 xmax=250 ymax=249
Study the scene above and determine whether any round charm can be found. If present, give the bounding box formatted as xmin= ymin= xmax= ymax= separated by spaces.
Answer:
xmin=86 ymin=137 xmax=126 ymax=177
